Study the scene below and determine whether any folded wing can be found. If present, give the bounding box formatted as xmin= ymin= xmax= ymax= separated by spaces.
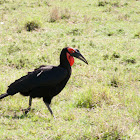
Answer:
xmin=7 ymin=66 xmax=68 ymax=95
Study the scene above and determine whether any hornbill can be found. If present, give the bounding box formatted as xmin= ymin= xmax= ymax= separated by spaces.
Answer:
xmin=0 ymin=47 xmax=88 ymax=117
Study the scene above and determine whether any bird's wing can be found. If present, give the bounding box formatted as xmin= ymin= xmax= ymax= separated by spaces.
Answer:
xmin=7 ymin=66 xmax=68 ymax=94
xmin=31 ymin=66 xmax=68 ymax=86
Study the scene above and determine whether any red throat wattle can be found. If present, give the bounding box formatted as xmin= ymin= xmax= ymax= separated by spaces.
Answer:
xmin=66 ymin=53 xmax=74 ymax=66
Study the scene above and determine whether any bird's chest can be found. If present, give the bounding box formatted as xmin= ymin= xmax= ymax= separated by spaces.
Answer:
xmin=50 ymin=77 xmax=69 ymax=97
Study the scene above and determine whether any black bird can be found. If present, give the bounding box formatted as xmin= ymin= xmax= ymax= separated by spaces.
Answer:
xmin=0 ymin=47 xmax=88 ymax=117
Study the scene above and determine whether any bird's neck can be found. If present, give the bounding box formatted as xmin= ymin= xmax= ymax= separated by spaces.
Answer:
xmin=60 ymin=51 xmax=72 ymax=73
xmin=59 ymin=60 xmax=72 ymax=72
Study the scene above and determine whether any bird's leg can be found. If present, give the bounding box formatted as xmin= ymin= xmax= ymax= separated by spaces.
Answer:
xmin=43 ymin=97 xmax=55 ymax=118
xmin=22 ymin=96 xmax=32 ymax=114
xmin=44 ymin=102 xmax=55 ymax=118
xmin=45 ymin=102 xmax=54 ymax=116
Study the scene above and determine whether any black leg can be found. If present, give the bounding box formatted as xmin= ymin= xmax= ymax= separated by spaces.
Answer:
xmin=45 ymin=102 xmax=53 ymax=116
xmin=22 ymin=96 xmax=32 ymax=114
xmin=43 ymin=98 xmax=55 ymax=118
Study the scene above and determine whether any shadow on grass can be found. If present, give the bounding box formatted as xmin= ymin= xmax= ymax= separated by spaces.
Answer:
xmin=4 ymin=114 xmax=30 ymax=119
xmin=2 ymin=109 xmax=35 ymax=119
xmin=1 ymin=108 xmax=36 ymax=119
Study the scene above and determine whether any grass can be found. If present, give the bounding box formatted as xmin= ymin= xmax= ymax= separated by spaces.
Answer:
xmin=0 ymin=0 xmax=140 ymax=139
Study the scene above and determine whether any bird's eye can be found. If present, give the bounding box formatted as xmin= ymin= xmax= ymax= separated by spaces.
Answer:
xmin=76 ymin=49 xmax=79 ymax=53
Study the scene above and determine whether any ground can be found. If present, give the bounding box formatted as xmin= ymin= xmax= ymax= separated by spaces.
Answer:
xmin=0 ymin=0 xmax=140 ymax=139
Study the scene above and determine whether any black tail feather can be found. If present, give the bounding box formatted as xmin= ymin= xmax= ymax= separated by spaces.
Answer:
xmin=0 ymin=93 xmax=9 ymax=99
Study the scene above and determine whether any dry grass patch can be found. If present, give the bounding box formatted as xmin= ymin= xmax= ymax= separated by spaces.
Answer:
xmin=49 ymin=7 xmax=71 ymax=22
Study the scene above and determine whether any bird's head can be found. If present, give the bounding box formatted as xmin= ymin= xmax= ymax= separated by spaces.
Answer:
xmin=66 ymin=47 xmax=88 ymax=66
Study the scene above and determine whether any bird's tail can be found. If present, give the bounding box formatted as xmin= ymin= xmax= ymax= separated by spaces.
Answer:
xmin=0 ymin=93 xmax=9 ymax=99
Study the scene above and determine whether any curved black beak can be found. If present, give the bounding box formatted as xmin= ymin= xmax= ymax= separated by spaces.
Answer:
xmin=71 ymin=50 xmax=88 ymax=65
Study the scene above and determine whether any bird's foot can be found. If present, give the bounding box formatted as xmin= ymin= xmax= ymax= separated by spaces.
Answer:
xmin=53 ymin=115 xmax=56 ymax=120
xmin=21 ymin=107 xmax=31 ymax=114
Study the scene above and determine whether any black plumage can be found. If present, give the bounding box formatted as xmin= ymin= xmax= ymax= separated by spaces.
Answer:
xmin=0 ymin=47 xmax=88 ymax=117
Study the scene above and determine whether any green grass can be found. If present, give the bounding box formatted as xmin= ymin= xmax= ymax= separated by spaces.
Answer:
xmin=0 ymin=0 xmax=140 ymax=139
